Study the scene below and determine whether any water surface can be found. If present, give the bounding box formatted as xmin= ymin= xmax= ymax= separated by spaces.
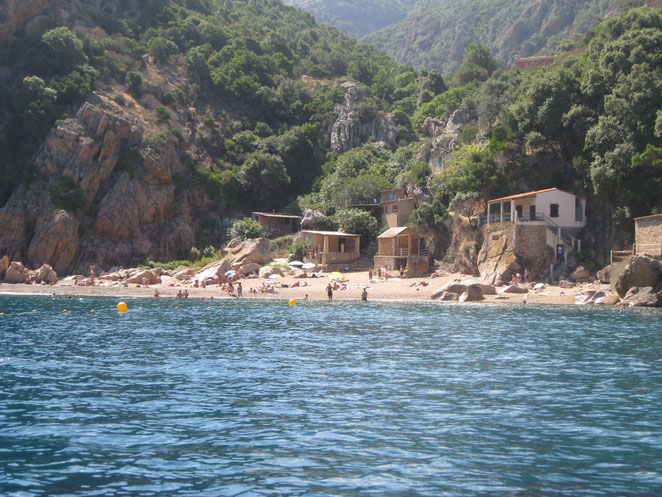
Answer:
xmin=1 ymin=297 xmax=661 ymax=496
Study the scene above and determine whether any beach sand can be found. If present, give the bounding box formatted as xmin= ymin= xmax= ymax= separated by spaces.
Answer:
xmin=0 ymin=270 xmax=606 ymax=305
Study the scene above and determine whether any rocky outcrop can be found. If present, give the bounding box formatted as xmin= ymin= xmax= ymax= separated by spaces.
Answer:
xmin=418 ymin=108 xmax=478 ymax=170
xmin=613 ymin=255 xmax=661 ymax=298
xmin=619 ymin=286 xmax=662 ymax=308
xmin=35 ymin=264 xmax=57 ymax=284
xmin=0 ymin=0 xmax=49 ymax=41
xmin=330 ymin=81 xmax=398 ymax=152
xmin=0 ymin=95 xmax=201 ymax=275
xmin=570 ymin=266 xmax=590 ymax=282
xmin=259 ymin=266 xmax=284 ymax=278
xmin=126 ymin=269 xmax=161 ymax=285
xmin=477 ymin=230 xmax=520 ymax=285
xmin=4 ymin=261 xmax=28 ymax=283
xmin=0 ymin=255 xmax=8 ymax=279
xmin=226 ymin=238 xmax=272 ymax=266
xmin=431 ymin=279 xmax=484 ymax=301
xmin=300 ymin=208 xmax=325 ymax=230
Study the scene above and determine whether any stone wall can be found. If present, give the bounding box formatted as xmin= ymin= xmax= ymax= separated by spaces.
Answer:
xmin=514 ymin=225 xmax=548 ymax=259
xmin=635 ymin=214 xmax=662 ymax=257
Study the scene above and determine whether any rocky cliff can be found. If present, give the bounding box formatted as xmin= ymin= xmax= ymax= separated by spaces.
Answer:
xmin=0 ymin=92 xmax=208 ymax=274
xmin=0 ymin=0 xmax=49 ymax=41
xmin=330 ymin=81 xmax=398 ymax=153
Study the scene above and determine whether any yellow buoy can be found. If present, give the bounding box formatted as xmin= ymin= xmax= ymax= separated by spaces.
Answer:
xmin=32 ymin=310 xmax=37 ymax=313
xmin=116 ymin=302 xmax=128 ymax=313
xmin=0 ymin=312 xmax=4 ymax=316
xmin=62 ymin=309 xmax=68 ymax=313
xmin=90 ymin=310 xmax=95 ymax=313
xmin=288 ymin=299 xmax=296 ymax=306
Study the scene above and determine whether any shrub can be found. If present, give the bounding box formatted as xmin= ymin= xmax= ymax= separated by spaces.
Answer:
xmin=271 ymin=234 xmax=294 ymax=254
xmin=155 ymin=106 xmax=170 ymax=122
xmin=227 ymin=217 xmax=263 ymax=240
xmin=50 ymin=176 xmax=87 ymax=211
xmin=189 ymin=246 xmax=201 ymax=261
xmin=332 ymin=208 xmax=379 ymax=249
xmin=288 ymin=240 xmax=310 ymax=262
xmin=202 ymin=245 xmax=216 ymax=258
xmin=126 ymin=71 xmax=143 ymax=98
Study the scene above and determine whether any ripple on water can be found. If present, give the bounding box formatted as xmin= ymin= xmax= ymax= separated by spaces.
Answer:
xmin=0 ymin=297 xmax=661 ymax=496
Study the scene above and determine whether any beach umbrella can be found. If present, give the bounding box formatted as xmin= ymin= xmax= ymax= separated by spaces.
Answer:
xmin=226 ymin=270 xmax=237 ymax=277
xmin=288 ymin=260 xmax=304 ymax=267
xmin=269 ymin=274 xmax=283 ymax=279
xmin=329 ymin=271 xmax=345 ymax=281
xmin=302 ymin=263 xmax=317 ymax=270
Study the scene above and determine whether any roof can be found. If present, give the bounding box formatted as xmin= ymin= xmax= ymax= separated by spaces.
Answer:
xmin=378 ymin=226 xmax=430 ymax=238
xmin=300 ymin=230 xmax=360 ymax=237
xmin=488 ymin=188 xmax=574 ymax=203
xmin=634 ymin=213 xmax=662 ymax=221
xmin=378 ymin=227 xmax=411 ymax=238
xmin=252 ymin=211 xmax=302 ymax=219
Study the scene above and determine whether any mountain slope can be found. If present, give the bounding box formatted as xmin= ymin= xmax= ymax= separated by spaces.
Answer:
xmin=281 ymin=0 xmax=421 ymax=38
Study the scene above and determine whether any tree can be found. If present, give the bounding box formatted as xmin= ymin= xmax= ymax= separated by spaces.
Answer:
xmin=41 ymin=27 xmax=87 ymax=74
xmin=238 ymin=152 xmax=290 ymax=208
xmin=227 ymin=218 xmax=264 ymax=240
xmin=332 ymin=208 xmax=379 ymax=249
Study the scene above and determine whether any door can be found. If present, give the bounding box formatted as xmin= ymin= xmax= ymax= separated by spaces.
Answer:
xmin=339 ymin=238 xmax=346 ymax=253
xmin=530 ymin=205 xmax=536 ymax=221
xmin=515 ymin=205 xmax=523 ymax=221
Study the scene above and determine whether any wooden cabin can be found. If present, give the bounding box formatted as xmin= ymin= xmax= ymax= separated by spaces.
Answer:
xmin=373 ymin=226 xmax=430 ymax=277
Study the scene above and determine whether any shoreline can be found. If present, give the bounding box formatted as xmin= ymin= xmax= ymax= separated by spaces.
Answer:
xmin=0 ymin=270 xmax=599 ymax=306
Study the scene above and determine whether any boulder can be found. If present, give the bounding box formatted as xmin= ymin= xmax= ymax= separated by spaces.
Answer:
xmin=596 ymin=265 xmax=610 ymax=284
xmin=238 ymin=262 xmax=261 ymax=276
xmin=35 ymin=264 xmax=58 ymax=284
xmin=613 ymin=255 xmax=661 ymax=298
xmin=126 ymin=270 xmax=161 ymax=285
xmin=226 ymin=238 xmax=272 ymax=266
xmin=559 ymin=280 xmax=575 ymax=288
xmin=300 ymin=209 xmax=325 ymax=230
xmin=0 ymin=255 xmax=8 ymax=279
xmin=576 ymin=290 xmax=606 ymax=305
xmin=174 ymin=266 xmax=197 ymax=281
xmin=459 ymin=284 xmax=484 ymax=302
xmin=437 ymin=291 xmax=459 ymax=301
xmin=500 ymin=284 xmax=528 ymax=294
xmin=533 ymin=283 xmax=546 ymax=291
xmin=259 ymin=266 xmax=284 ymax=278
xmin=570 ymin=266 xmax=590 ymax=282
xmin=619 ymin=286 xmax=662 ymax=308
xmin=4 ymin=261 xmax=27 ymax=283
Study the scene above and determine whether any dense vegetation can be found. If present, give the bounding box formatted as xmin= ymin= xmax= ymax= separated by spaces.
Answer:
xmin=1 ymin=0 xmax=661 ymax=261
xmin=288 ymin=0 xmax=657 ymax=75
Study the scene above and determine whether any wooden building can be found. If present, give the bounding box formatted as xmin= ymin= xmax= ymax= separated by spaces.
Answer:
xmin=251 ymin=212 xmax=302 ymax=237
xmin=299 ymin=230 xmax=361 ymax=268
xmin=373 ymin=226 xmax=430 ymax=277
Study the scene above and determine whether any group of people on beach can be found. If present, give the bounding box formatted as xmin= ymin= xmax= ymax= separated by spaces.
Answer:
xmin=511 ymin=268 xmax=531 ymax=285
xmin=368 ymin=265 xmax=406 ymax=281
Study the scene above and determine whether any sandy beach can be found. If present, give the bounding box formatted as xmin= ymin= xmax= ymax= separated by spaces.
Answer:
xmin=0 ymin=269 xmax=604 ymax=306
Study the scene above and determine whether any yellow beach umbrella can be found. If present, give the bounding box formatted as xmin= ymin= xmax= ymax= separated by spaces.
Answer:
xmin=329 ymin=271 xmax=345 ymax=281
xmin=268 ymin=274 xmax=283 ymax=279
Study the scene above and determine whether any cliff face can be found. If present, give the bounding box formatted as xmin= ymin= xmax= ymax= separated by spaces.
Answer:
xmin=330 ymin=81 xmax=398 ymax=153
xmin=0 ymin=0 xmax=49 ymax=41
xmin=0 ymin=93 xmax=206 ymax=274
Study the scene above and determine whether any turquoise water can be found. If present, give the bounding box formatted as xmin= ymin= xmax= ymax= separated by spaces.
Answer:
xmin=1 ymin=297 xmax=661 ymax=496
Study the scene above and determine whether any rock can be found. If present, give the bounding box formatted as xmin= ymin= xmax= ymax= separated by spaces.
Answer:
xmin=4 ymin=261 xmax=27 ymax=283
xmin=238 ymin=262 xmax=261 ymax=276
xmin=533 ymin=283 xmax=546 ymax=290
xmin=259 ymin=266 xmax=284 ymax=278
xmin=434 ymin=280 xmax=484 ymax=301
xmin=613 ymin=255 xmax=661 ymax=298
xmin=459 ymin=284 xmax=484 ymax=302
xmin=596 ymin=265 xmax=610 ymax=284
xmin=227 ymin=238 xmax=272 ymax=266
xmin=500 ymin=284 xmax=528 ymax=294
xmin=438 ymin=291 xmax=459 ymax=301
xmin=559 ymin=280 xmax=575 ymax=288
xmin=330 ymin=81 xmax=398 ymax=153
xmin=570 ymin=266 xmax=590 ymax=282
xmin=35 ymin=264 xmax=58 ymax=285
xmin=477 ymin=232 xmax=521 ymax=285
xmin=174 ymin=266 xmax=197 ymax=281
xmin=600 ymin=293 xmax=621 ymax=305
xmin=27 ymin=209 xmax=80 ymax=275
xmin=619 ymin=286 xmax=662 ymax=307
xmin=0 ymin=255 xmax=8 ymax=279
xmin=576 ymin=290 xmax=606 ymax=305
xmin=300 ymin=208 xmax=325 ymax=230
xmin=126 ymin=270 xmax=161 ymax=285
xmin=0 ymin=0 xmax=49 ymax=42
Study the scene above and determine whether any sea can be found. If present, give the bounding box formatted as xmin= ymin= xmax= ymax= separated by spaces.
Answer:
xmin=0 ymin=296 xmax=661 ymax=496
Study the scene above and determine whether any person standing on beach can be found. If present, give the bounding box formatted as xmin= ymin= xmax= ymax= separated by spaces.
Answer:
xmin=368 ymin=267 xmax=373 ymax=280
xmin=361 ymin=288 xmax=368 ymax=301
xmin=89 ymin=265 xmax=96 ymax=286
xmin=326 ymin=283 xmax=333 ymax=300
xmin=237 ymin=282 xmax=243 ymax=298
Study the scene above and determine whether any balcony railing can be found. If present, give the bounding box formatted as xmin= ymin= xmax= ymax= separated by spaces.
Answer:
xmin=394 ymin=247 xmax=409 ymax=257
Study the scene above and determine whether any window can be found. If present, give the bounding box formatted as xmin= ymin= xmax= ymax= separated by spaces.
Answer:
xmin=393 ymin=205 xmax=398 ymax=213
xmin=550 ymin=203 xmax=559 ymax=217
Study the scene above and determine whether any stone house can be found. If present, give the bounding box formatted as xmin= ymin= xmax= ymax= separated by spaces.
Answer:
xmin=482 ymin=188 xmax=586 ymax=262
xmin=352 ymin=188 xmax=417 ymax=228
xmin=373 ymin=226 xmax=431 ymax=277
xmin=634 ymin=213 xmax=662 ymax=258
xmin=299 ymin=230 xmax=361 ymax=269
xmin=252 ymin=212 xmax=302 ymax=238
